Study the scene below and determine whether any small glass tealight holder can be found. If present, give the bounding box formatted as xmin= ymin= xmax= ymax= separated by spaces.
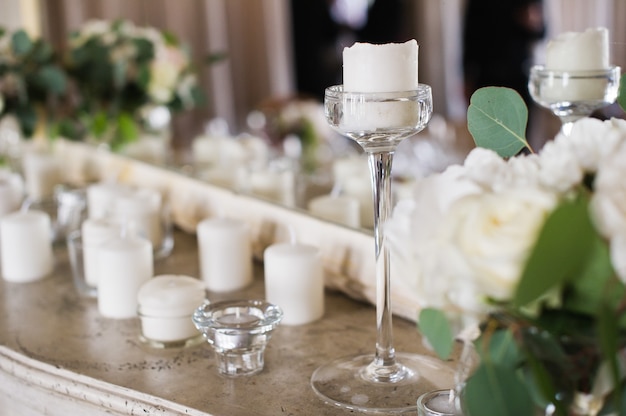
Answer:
xmin=417 ymin=389 xmax=462 ymax=416
xmin=137 ymin=275 xmax=207 ymax=348
xmin=192 ymin=299 xmax=283 ymax=377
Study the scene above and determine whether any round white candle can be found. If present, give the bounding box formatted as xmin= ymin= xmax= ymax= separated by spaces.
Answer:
xmin=111 ymin=188 xmax=163 ymax=248
xmin=86 ymin=182 xmax=132 ymax=220
xmin=307 ymin=194 xmax=360 ymax=228
xmin=137 ymin=274 xmax=206 ymax=342
xmin=22 ymin=152 xmax=62 ymax=201
xmin=343 ymin=175 xmax=374 ymax=229
xmin=546 ymin=27 xmax=609 ymax=71
xmin=249 ymin=168 xmax=296 ymax=207
xmin=0 ymin=171 xmax=23 ymax=217
xmin=197 ymin=217 xmax=253 ymax=292
xmin=1 ymin=210 xmax=53 ymax=282
xmin=264 ymin=243 xmax=324 ymax=325
xmin=341 ymin=40 xmax=420 ymax=130
xmin=343 ymin=40 xmax=419 ymax=92
xmin=97 ymin=233 xmax=153 ymax=319
xmin=81 ymin=218 xmax=121 ymax=287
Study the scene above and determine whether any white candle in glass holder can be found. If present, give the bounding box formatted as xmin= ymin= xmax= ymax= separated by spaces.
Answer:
xmin=86 ymin=182 xmax=132 ymax=220
xmin=264 ymin=242 xmax=324 ymax=325
xmin=81 ymin=218 xmax=121 ymax=287
xmin=544 ymin=27 xmax=611 ymax=101
xmin=197 ymin=217 xmax=252 ymax=292
xmin=1 ymin=210 xmax=53 ymax=282
xmin=137 ymin=274 xmax=207 ymax=343
xmin=111 ymin=188 xmax=163 ymax=248
xmin=97 ymin=232 xmax=153 ymax=319
xmin=22 ymin=152 xmax=62 ymax=201
xmin=342 ymin=40 xmax=419 ymax=130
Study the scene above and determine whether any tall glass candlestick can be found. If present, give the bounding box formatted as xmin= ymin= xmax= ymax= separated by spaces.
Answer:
xmin=310 ymin=85 xmax=454 ymax=413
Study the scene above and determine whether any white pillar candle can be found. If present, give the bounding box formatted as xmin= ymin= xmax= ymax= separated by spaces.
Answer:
xmin=546 ymin=27 xmax=609 ymax=71
xmin=81 ymin=218 xmax=121 ymax=287
xmin=97 ymin=233 xmax=153 ymax=319
xmin=249 ymin=169 xmax=296 ymax=207
xmin=1 ymin=210 xmax=53 ymax=282
xmin=307 ymin=194 xmax=360 ymax=228
xmin=197 ymin=217 xmax=252 ymax=292
xmin=341 ymin=40 xmax=420 ymax=131
xmin=111 ymin=188 xmax=163 ymax=248
xmin=264 ymin=243 xmax=324 ymax=325
xmin=543 ymin=27 xmax=611 ymax=102
xmin=343 ymin=175 xmax=374 ymax=229
xmin=137 ymin=275 xmax=206 ymax=343
xmin=86 ymin=182 xmax=132 ymax=220
xmin=22 ymin=152 xmax=62 ymax=201
xmin=343 ymin=40 xmax=419 ymax=92
xmin=0 ymin=171 xmax=23 ymax=217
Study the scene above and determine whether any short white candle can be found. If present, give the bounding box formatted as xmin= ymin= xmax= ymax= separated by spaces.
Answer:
xmin=343 ymin=40 xmax=419 ymax=92
xmin=341 ymin=40 xmax=420 ymax=130
xmin=249 ymin=168 xmax=296 ymax=207
xmin=343 ymin=175 xmax=374 ymax=229
xmin=1 ymin=210 xmax=53 ymax=282
xmin=81 ymin=218 xmax=121 ymax=287
xmin=546 ymin=27 xmax=609 ymax=71
xmin=543 ymin=27 xmax=611 ymax=102
xmin=137 ymin=275 xmax=206 ymax=343
xmin=111 ymin=188 xmax=163 ymax=248
xmin=264 ymin=243 xmax=324 ymax=325
xmin=0 ymin=171 xmax=23 ymax=217
xmin=22 ymin=152 xmax=62 ymax=201
xmin=86 ymin=182 xmax=132 ymax=220
xmin=197 ymin=217 xmax=252 ymax=292
xmin=307 ymin=194 xmax=360 ymax=228
xmin=97 ymin=233 xmax=153 ymax=319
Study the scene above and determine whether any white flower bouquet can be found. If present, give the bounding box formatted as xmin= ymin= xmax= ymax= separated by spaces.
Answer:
xmin=388 ymin=85 xmax=626 ymax=415
xmin=61 ymin=19 xmax=204 ymax=149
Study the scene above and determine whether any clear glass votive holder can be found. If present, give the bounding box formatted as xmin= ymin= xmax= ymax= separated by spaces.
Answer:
xmin=417 ymin=389 xmax=461 ymax=416
xmin=66 ymin=230 xmax=97 ymax=298
xmin=192 ymin=299 xmax=283 ymax=377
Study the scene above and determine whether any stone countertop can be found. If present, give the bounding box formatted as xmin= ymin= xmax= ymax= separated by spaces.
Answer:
xmin=0 ymin=229 xmax=457 ymax=416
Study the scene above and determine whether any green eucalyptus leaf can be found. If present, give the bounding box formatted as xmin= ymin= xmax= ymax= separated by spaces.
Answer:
xmin=418 ymin=308 xmax=454 ymax=359
xmin=36 ymin=65 xmax=67 ymax=94
xmin=464 ymin=361 xmax=535 ymax=416
xmin=15 ymin=104 xmax=37 ymax=137
xmin=11 ymin=29 xmax=32 ymax=55
xmin=514 ymin=194 xmax=596 ymax=308
xmin=467 ymin=87 xmax=530 ymax=157
xmin=618 ymin=73 xmax=626 ymax=113
xmin=475 ymin=327 xmax=521 ymax=367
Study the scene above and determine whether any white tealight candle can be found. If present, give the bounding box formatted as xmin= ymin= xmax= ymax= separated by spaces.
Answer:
xmin=546 ymin=27 xmax=609 ymax=71
xmin=264 ymin=243 xmax=324 ymax=325
xmin=137 ymin=275 xmax=206 ymax=344
xmin=97 ymin=233 xmax=153 ymax=319
xmin=1 ymin=210 xmax=53 ymax=282
xmin=22 ymin=152 xmax=62 ymax=201
xmin=197 ymin=217 xmax=253 ymax=292
xmin=81 ymin=218 xmax=121 ymax=287
xmin=343 ymin=40 xmax=419 ymax=92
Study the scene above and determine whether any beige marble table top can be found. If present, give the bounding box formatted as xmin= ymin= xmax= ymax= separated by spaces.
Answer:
xmin=0 ymin=229 xmax=457 ymax=416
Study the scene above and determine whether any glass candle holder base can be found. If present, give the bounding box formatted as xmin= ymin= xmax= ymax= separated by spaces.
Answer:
xmin=215 ymin=347 xmax=264 ymax=377
xmin=417 ymin=389 xmax=462 ymax=416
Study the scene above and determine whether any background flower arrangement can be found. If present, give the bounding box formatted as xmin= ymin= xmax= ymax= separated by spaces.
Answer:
xmin=388 ymin=83 xmax=626 ymax=415
xmin=0 ymin=27 xmax=67 ymax=139
xmin=59 ymin=19 xmax=205 ymax=150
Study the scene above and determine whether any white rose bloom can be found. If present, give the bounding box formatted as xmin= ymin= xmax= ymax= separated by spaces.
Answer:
xmin=537 ymin=138 xmax=584 ymax=194
xmin=439 ymin=189 xmax=557 ymax=302
xmin=148 ymin=59 xmax=179 ymax=104
xmin=591 ymin=141 xmax=626 ymax=239
xmin=491 ymin=153 xmax=542 ymax=192
xmin=463 ymin=147 xmax=507 ymax=190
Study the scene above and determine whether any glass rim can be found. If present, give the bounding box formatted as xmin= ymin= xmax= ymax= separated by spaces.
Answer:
xmin=324 ymin=84 xmax=432 ymax=99
xmin=530 ymin=65 xmax=621 ymax=77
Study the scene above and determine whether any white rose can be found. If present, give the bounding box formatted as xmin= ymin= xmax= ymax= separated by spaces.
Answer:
xmin=591 ymin=141 xmax=626 ymax=239
xmin=148 ymin=60 xmax=179 ymax=104
xmin=537 ymin=138 xmax=584 ymax=194
xmin=440 ymin=189 xmax=557 ymax=302
xmin=463 ymin=147 xmax=507 ymax=189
